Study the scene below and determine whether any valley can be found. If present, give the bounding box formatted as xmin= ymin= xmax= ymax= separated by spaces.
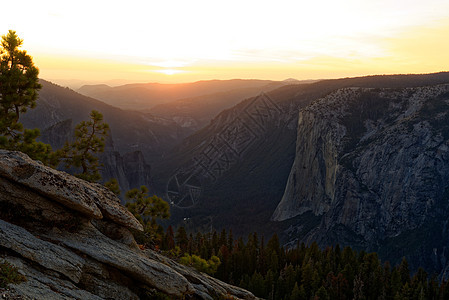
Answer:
xmin=22 ymin=72 xmax=449 ymax=277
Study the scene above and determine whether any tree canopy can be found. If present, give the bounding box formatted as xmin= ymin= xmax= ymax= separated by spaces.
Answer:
xmin=158 ymin=227 xmax=448 ymax=300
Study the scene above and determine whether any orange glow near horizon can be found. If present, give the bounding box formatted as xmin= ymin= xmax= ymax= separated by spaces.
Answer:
xmin=2 ymin=0 xmax=449 ymax=88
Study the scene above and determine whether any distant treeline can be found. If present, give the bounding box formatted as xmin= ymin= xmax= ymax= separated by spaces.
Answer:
xmin=157 ymin=226 xmax=449 ymax=299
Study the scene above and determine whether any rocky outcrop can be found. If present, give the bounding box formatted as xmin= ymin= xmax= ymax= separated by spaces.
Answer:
xmin=0 ymin=151 xmax=141 ymax=231
xmin=0 ymin=150 xmax=256 ymax=299
xmin=145 ymin=251 xmax=256 ymax=300
xmin=274 ymin=85 xmax=449 ymax=273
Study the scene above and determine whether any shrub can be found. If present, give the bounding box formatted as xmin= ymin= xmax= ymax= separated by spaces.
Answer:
xmin=179 ymin=253 xmax=221 ymax=275
xmin=0 ymin=261 xmax=26 ymax=288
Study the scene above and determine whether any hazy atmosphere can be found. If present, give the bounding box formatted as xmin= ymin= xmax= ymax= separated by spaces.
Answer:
xmin=2 ymin=0 xmax=449 ymax=87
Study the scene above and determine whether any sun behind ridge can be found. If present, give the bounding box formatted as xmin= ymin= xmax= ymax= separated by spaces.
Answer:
xmin=154 ymin=69 xmax=187 ymax=75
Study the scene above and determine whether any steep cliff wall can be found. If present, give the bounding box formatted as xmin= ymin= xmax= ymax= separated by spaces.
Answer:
xmin=274 ymin=85 xmax=449 ymax=273
xmin=0 ymin=150 xmax=256 ymax=299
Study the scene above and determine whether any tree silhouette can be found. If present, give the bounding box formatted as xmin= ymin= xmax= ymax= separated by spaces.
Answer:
xmin=125 ymin=185 xmax=170 ymax=245
xmin=0 ymin=30 xmax=51 ymax=162
xmin=55 ymin=110 xmax=109 ymax=182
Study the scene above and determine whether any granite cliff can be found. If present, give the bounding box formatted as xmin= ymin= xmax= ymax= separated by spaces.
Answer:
xmin=273 ymin=84 xmax=449 ymax=274
xmin=0 ymin=150 xmax=256 ymax=299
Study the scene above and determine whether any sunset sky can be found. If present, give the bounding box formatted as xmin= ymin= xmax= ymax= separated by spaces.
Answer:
xmin=2 ymin=0 xmax=449 ymax=87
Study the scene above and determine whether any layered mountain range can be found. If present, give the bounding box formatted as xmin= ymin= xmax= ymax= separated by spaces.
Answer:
xmin=20 ymin=80 xmax=193 ymax=196
xmin=19 ymin=72 xmax=449 ymax=275
xmin=23 ymin=80 xmax=191 ymax=161
xmin=78 ymin=79 xmax=301 ymax=130
xmin=78 ymin=79 xmax=287 ymax=111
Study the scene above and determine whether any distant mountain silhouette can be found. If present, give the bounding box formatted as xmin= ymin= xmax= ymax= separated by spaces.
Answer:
xmin=23 ymin=80 xmax=192 ymax=160
xmin=282 ymin=78 xmax=317 ymax=84
xmin=148 ymin=81 xmax=291 ymax=130
xmin=78 ymin=79 xmax=288 ymax=112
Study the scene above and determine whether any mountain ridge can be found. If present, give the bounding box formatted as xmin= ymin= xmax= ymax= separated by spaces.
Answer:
xmin=77 ymin=79 xmax=292 ymax=112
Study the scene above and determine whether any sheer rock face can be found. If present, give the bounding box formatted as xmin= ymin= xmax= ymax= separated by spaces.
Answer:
xmin=99 ymin=150 xmax=153 ymax=201
xmin=0 ymin=151 xmax=256 ymax=300
xmin=274 ymin=85 xmax=449 ymax=273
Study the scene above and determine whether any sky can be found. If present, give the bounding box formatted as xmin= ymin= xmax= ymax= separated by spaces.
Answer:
xmin=2 ymin=0 xmax=449 ymax=88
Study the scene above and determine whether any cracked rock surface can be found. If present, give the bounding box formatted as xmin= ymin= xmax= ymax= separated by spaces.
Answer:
xmin=0 ymin=150 xmax=256 ymax=299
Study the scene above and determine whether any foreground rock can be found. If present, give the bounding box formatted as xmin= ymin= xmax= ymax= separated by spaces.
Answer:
xmin=0 ymin=151 xmax=142 ymax=231
xmin=0 ymin=150 xmax=256 ymax=299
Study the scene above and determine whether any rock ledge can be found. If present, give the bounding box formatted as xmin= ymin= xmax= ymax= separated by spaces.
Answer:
xmin=0 ymin=150 xmax=256 ymax=299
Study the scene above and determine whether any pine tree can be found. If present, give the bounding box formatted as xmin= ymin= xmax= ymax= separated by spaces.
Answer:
xmin=228 ymin=229 xmax=234 ymax=250
xmin=219 ymin=229 xmax=227 ymax=247
xmin=302 ymin=262 xmax=314 ymax=298
xmin=390 ymin=267 xmax=402 ymax=297
xmin=314 ymin=286 xmax=329 ymax=300
xmin=248 ymin=271 xmax=265 ymax=297
xmin=162 ymin=225 xmax=175 ymax=250
xmin=55 ymin=110 xmax=109 ymax=182
xmin=267 ymin=233 xmax=280 ymax=255
xmin=125 ymin=185 xmax=170 ymax=245
xmin=175 ymin=226 xmax=189 ymax=252
xmin=284 ymin=264 xmax=296 ymax=292
xmin=0 ymin=30 xmax=52 ymax=163
xmin=104 ymin=178 xmax=120 ymax=196
xmin=398 ymin=257 xmax=411 ymax=285
xmin=290 ymin=282 xmax=301 ymax=300
xmin=265 ymin=269 xmax=275 ymax=299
